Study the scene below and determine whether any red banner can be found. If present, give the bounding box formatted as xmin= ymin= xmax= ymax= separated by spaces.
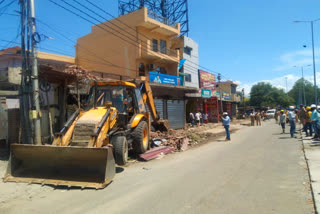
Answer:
xmin=199 ymin=70 xmax=215 ymax=90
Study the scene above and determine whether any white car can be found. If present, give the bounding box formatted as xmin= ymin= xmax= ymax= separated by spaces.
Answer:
xmin=266 ymin=109 xmax=276 ymax=119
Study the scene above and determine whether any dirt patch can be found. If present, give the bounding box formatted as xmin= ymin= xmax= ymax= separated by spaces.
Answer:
xmin=150 ymin=119 xmax=250 ymax=151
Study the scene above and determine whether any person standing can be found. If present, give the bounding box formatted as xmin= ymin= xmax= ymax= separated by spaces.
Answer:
xmin=222 ymin=112 xmax=231 ymax=141
xmin=255 ymin=112 xmax=261 ymax=126
xmin=279 ymin=110 xmax=286 ymax=134
xmin=189 ymin=112 xmax=195 ymax=127
xmin=310 ymin=104 xmax=320 ymax=139
xmin=299 ymin=104 xmax=308 ymax=131
xmin=305 ymin=106 xmax=313 ymax=137
xmin=274 ymin=110 xmax=279 ymax=124
xmin=195 ymin=111 xmax=200 ymax=127
xmin=288 ymin=106 xmax=298 ymax=138
xmin=203 ymin=112 xmax=208 ymax=124
xmin=250 ymin=112 xmax=255 ymax=126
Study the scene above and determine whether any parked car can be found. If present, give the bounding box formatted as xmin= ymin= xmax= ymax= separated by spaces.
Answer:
xmin=266 ymin=109 xmax=276 ymax=119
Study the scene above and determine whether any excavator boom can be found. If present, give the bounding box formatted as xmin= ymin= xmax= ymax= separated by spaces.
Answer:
xmin=140 ymin=81 xmax=170 ymax=131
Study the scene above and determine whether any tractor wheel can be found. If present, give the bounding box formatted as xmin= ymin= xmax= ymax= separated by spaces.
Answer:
xmin=111 ymin=136 xmax=128 ymax=166
xmin=132 ymin=121 xmax=149 ymax=154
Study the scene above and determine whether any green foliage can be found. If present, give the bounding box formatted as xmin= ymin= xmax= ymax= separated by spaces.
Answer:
xmin=288 ymin=78 xmax=320 ymax=105
xmin=250 ymin=82 xmax=294 ymax=107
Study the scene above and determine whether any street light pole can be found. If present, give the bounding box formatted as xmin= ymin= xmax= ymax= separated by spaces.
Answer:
xmin=311 ymin=21 xmax=317 ymax=105
xmin=301 ymin=66 xmax=306 ymax=105
xmin=294 ymin=18 xmax=320 ymax=105
xmin=294 ymin=64 xmax=311 ymax=106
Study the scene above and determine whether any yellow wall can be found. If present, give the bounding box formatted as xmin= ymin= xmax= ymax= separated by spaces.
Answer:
xmin=76 ymin=7 xmax=180 ymax=79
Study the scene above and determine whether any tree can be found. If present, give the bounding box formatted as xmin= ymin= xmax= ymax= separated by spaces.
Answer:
xmin=288 ymin=78 xmax=320 ymax=105
xmin=250 ymin=82 xmax=294 ymax=107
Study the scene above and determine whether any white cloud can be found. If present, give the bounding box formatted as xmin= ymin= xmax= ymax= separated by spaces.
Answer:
xmin=238 ymin=72 xmax=320 ymax=97
xmin=238 ymin=48 xmax=320 ymax=96
xmin=273 ymin=48 xmax=320 ymax=72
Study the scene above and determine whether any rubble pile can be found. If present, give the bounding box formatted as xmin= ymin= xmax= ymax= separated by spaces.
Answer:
xmin=150 ymin=129 xmax=201 ymax=151
xmin=64 ymin=65 xmax=104 ymax=80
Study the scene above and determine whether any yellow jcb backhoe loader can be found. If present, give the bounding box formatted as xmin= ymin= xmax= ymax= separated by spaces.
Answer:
xmin=3 ymin=80 xmax=168 ymax=189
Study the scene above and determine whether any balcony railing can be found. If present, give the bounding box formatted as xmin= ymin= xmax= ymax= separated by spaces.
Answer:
xmin=147 ymin=10 xmax=177 ymax=28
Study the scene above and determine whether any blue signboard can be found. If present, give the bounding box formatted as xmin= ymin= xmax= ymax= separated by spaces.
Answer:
xmin=201 ymin=89 xmax=211 ymax=98
xmin=149 ymin=72 xmax=181 ymax=85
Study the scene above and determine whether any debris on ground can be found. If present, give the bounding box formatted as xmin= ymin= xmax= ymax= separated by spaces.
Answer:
xmin=139 ymin=146 xmax=175 ymax=161
xmin=150 ymin=119 xmax=250 ymax=152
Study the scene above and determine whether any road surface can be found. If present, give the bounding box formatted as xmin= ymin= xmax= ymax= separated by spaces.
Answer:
xmin=0 ymin=121 xmax=314 ymax=214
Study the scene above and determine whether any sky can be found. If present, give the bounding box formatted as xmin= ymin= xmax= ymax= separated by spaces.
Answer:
xmin=0 ymin=0 xmax=320 ymax=96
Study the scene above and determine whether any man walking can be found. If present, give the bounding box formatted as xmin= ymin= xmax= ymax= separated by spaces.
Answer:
xmin=222 ymin=112 xmax=231 ymax=141
xmin=305 ymin=106 xmax=313 ymax=137
xmin=189 ymin=112 xmax=195 ymax=127
xmin=195 ymin=111 xmax=201 ymax=127
xmin=299 ymin=104 xmax=308 ymax=131
xmin=279 ymin=110 xmax=286 ymax=134
xmin=255 ymin=112 xmax=261 ymax=126
xmin=288 ymin=106 xmax=298 ymax=138
xmin=250 ymin=112 xmax=255 ymax=126
xmin=274 ymin=110 xmax=279 ymax=124
xmin=310 ymin=104 xmax=320 ymax=139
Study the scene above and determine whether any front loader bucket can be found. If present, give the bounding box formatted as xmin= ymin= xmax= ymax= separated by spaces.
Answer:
xmin=3 ymin=144 xmax=116 ymax=189
xmin=152 ymin=119 xmax=170 ymax=132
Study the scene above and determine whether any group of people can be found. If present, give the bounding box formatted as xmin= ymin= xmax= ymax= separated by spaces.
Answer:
xmin=249 ymin=112 xmax=262 ymax=126
xmin=276 ymin=104 xmax=320 ymax=139
xmin=189 ymin=111 xmax=208 ymax=127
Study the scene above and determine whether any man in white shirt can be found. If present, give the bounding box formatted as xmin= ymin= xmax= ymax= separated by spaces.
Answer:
xmin=195 ymin=111 xmax=200 ymax=127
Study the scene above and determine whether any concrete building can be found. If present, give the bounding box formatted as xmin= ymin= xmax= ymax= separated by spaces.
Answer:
xmin=173 ymin=36 xmax=199 ymax=88
xmin=0 ymin=46 xmax=76 ymax=144
xmin=215 ymin=81 xmax=241 ymax=117
xmin=76 ymin=7 xmax=198 ymax=129
xmin=76 ymin=7 xmax=181 ymax=80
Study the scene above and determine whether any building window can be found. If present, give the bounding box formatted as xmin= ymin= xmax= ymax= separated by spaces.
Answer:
xmin=156 ymin=66 xmax=167 ymax=74
xmin=184 ymin=47 xmax=192 ymax=56
xmin=185 ymin=73 xmax=192 ymax=82
xmin=152 ymin=39 xmax=158 ymax=52
xmin=160 ymin=40 xmax=167 ymax=54
xmin=231 ymin=85 xmax=237 ymax=94
xmin=139 ymin=63 xmax=145 ymax=76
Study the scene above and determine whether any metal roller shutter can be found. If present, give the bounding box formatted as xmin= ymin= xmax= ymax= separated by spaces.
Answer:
xmin=146 ymin=99 xmax=164 ymax=122
xmin=167 ymin=100 xmax=185 ymax=129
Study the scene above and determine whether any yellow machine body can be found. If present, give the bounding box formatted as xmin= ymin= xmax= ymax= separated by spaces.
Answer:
xmin=4 ymin=80 xmax=168 ymax=189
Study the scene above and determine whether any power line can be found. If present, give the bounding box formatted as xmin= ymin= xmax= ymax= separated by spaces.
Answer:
xmin=49 ymin=0 xmax=229 ymax=80
xmin=68 ymin=0 xmax=228 ymax=79
xmin=48 ymin=0 xmax=179 ymax=64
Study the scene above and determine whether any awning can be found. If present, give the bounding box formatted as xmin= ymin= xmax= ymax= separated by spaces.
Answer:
xmin=149 ymin=82 xmax=199 ymax=93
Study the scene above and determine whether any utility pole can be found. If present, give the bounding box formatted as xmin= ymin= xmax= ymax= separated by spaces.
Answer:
xmin=294 ymin=18 xmax=320 ymax=104
xmin=29 ymin=0 xmax=41 ymax=145
xmin=19 ymin=0 xmax=32 ymax=144
xmin=301 ymin=66 xmax=306 ymax=105
xmin=217 ymin=73 xmax=223 ymax=113
xmin=285 ymin=77 xmax=288 ymax=93
xmin=242 ymin=88 xmax=246 ymax=115
xmin=311 ymin=21 xmax=317 ymax=105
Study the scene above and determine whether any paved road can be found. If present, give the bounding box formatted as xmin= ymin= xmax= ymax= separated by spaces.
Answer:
xmin=0 ymin=121 xmax=314 ymax=214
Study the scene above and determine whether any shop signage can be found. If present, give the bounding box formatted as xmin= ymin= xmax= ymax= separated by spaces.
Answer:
xmin=223 ymin=92 xmax=231 ymax=100
xmin=201 ymin=89 xmax=211 ymax=98
xmin=149 ymin=72 xmax=181 ymax=86
xmin=199 ymin=70 xmax=215 ymax=89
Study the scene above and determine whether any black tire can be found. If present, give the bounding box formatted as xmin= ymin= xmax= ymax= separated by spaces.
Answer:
xmin=111 ymin=136 xmax=128 ymax=166
xmin=132 ymin=121 xmax=149 ymax=154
